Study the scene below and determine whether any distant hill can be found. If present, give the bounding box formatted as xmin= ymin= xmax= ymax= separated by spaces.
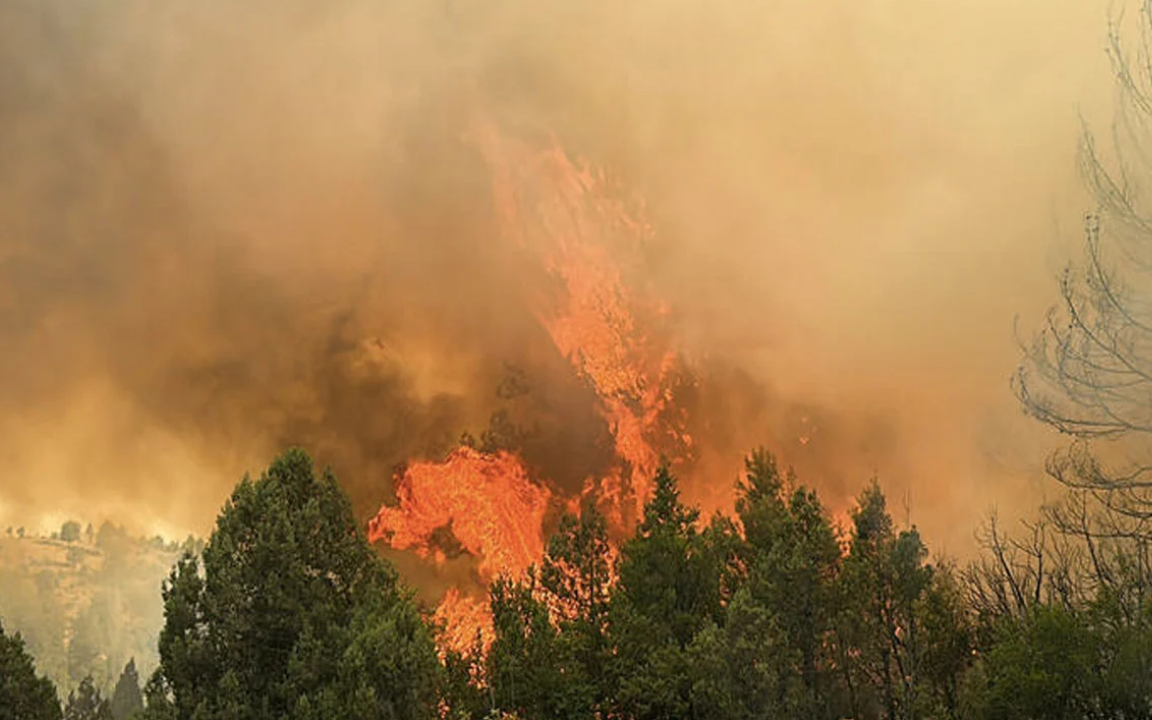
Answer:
xmin=0 ymin=522 xmax=202 ymax=696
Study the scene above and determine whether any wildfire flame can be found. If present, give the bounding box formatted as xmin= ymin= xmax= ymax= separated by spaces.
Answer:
xmin=472 ymin=117 xmax=693 ymax=515
xmin=369 ymin=117 xmax=695 ymax=652
xmin=368 ymin=446 xmax=551 ymax=580
xmin=433 ymin=588 xmax=494 ymax=654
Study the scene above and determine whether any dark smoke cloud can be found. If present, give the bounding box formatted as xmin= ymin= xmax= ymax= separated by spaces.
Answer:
xmin=0 ymin=0 xmax=511 ymax=528
xmin=0 ymin=0 xmax=1120 ymax=556
xmin=0 ymin=0 xmax=641 ymax=535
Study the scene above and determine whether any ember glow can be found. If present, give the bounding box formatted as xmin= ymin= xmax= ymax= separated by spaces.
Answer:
xmin=369 ymin=119 xmax=698 ymax=650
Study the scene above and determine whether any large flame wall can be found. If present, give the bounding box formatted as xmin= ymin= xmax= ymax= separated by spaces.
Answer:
xmin=369 ymin=119 xmax=702 ymax=647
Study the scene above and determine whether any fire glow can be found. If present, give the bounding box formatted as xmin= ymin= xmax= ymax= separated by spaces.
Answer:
xmin=368 ymin=118 xmax=695 ymax=651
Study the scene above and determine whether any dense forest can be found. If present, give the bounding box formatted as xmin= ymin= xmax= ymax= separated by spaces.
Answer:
xmin=3 ymin=447 xmax=1150 ymax=720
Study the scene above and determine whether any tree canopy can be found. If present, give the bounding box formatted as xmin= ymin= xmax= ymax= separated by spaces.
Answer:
xmin=457 ymin=455 xmax=971 ymax=720
xmin=109 ymin=659 xmax=143 ymax=720
xmin=64 ymin=675 xmax=111 ymax=720
xmin=152 ymin=448 xmax=440 ymax=720
xmin=0 ymin=619 xmax=62 ymax=720
xmin=6 ymin=444 xmax=1152 ymax=720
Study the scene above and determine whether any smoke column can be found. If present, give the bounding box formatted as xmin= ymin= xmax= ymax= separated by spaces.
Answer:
xmin=0 ymin=0 xmax=1115 ymax=557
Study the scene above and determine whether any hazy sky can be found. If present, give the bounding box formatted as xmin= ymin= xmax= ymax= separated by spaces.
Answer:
xmin=0 ymin=0 xmax=1120 ymax=554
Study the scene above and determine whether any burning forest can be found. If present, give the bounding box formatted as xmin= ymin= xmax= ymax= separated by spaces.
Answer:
xmin=8 ymin=0 xmax=1152 ymax=717
xmin=368 ymin=117 xmax=705 ymax=648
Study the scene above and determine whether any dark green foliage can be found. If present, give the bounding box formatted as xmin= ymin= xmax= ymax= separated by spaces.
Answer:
xmin=915 ymin=566 xmax=975 ymax=718
xmin=0 ymin=619 xmax=62 ymax=720
xmin=689 ymin=449 xmax=969 ymax=720
xmin=485 ymin=575 xmax=569 ymax=719
xmin=109 ymin=659 xmax=143 ymax=720
xmin=480 ymin=502 xmax=616 ymax=720
xmin=24 ymin=444 xmax=1152 ymax=720
xmin=686 ymin=588 xmax=794 ymax=720
xmin=613 ymin=465 xmax=723 ymax=647
xmin=467 ymin=451 xmax=979 ymax=720
xmin=968 ymin=606 xmax=1103 ymax=720
xmin=839 ymin=482 xmax=940 ymax=720
xmin=133 ymin=670 xmax=175 ymax=720
xmin=960 ymin=586 xmax=1152 ymax=719
xmin=64 ymin=676 xmax=111 ymax=720
xmin=733 ymin=449 xmax=841 ymax=719
xmin=608 ymin=464 xmax=727 ymax=720
xmin=154 ymin=448 xmax=440 ymax=720
xmin=323 ymin=585 xmax=443 ymax=720
xmin=537 ymin=502 xmax=614 ymax=716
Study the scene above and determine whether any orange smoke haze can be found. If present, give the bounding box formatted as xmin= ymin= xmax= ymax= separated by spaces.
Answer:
xmin=0 ymin=0 xmax=1119 ymax=576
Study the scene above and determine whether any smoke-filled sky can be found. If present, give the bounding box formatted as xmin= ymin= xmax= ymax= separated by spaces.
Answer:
xmin=0 ymin=0 xmax=1119 ymax=553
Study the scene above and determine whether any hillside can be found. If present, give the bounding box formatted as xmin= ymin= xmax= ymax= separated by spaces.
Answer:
xmin=0 ymin=523 xmax=198 ymax=696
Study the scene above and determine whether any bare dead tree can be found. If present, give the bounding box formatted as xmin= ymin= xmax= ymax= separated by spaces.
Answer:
xmin=1014 ymin=0 xmax=1152 ymax=520
xmin=964 ymin=512 xmax=1074 ymax=620
xmin=966 ymin=496 xmax=1152 ymax=635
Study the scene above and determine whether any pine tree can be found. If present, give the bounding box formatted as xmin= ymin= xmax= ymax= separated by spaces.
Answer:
xmin=609 ymin=464 xmax=725 ymax=720
xmin=109 ymin=659 xmax=143 ymax=720
xmin=0 ymin=619 xmax=62 ymax=720
xmin=64 ymin=676 xmax=111 ymax=720
xmin=154 ymin=449 xmax=440 ymax=720
xmin=732 ymin=449 xmax=842 ymax=719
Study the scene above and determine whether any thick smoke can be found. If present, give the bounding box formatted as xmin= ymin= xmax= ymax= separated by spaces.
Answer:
xmin=0 ymin=0 xmax=1117 ymax=553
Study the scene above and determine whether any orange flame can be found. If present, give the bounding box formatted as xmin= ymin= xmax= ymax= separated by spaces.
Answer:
xmin=471 ymin=118 xmax=693 ymax=516
xmin=368 ymin=446 xmax=551 ymax=581
xmin=369 ymin=118 xmax=694 ymax=653
xmin=433 ymin=588 xmax=494 ymax=655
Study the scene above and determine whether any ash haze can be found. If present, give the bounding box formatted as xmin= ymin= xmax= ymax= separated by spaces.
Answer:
xmin=0 ymin=0 xmax=1116 ymax=554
